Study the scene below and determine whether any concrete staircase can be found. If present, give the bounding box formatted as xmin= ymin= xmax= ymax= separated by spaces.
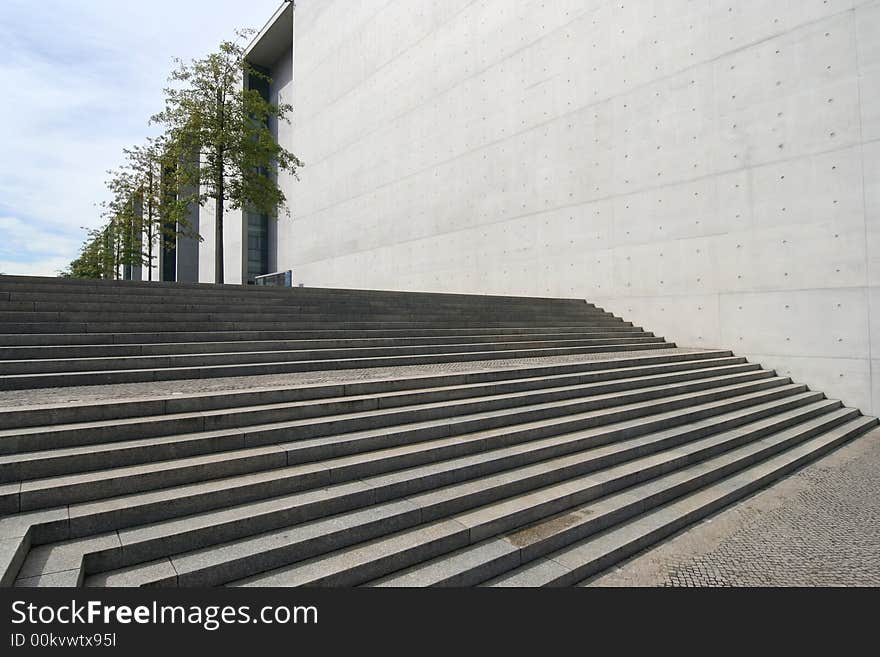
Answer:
xmin=0 ymin=276 xmax=667 ymax=390
xmin=0 ymin=275 xmax=875 ymax=587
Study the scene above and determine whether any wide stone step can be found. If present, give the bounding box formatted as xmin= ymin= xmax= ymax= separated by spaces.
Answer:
xmin=0 ymin=336 xmax=667 ymax=375
xmin=59 ymin=394 xmax=837 ymax=583
xmin=484 ymin=415 xmax=878 ymax=587
xmin=0 ymin=308 xmax=614 ymax=325
xmin=0 ymin=330 xmax=655 ymax=360
xmin=0 ymin=277 xmax=592 ymax=307
xmin=0 ymin=317 xmax=631 ymax=335
xmin=0 ymin=369 xmax=781 ymax=484
xmin=0 ymin=341 xmax=673 ymax=390
xmin=0 ymin=352 xmax=733 ymax=431
xmin=0 ymin=325 xmax=640 ymax=347
xmin=225 ymin=405 xmax=864 ymax=588
xmin=0 ymin=292 xmax=597 ymax=314
xmin=0 ymin=296 xmax=603 ymax=314
xmin=1 ymin=380 xmax=810 ymax=570
xmin=0 ymin=355 xmax=742 ymax=452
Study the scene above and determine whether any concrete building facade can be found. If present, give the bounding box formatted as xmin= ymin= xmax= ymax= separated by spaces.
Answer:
xmin=200 ymin=0 xmax=880 ymax=415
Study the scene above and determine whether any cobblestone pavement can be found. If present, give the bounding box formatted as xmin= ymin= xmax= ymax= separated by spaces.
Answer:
xmin=0 ymin=347 xmax=700 ymax=408
xmin=586 ymin=427 xmax=880 ymax=587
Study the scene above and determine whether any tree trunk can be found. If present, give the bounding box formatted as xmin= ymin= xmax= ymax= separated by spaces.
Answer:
xmin=147 ymin=171 xmax=154 ymax=282
xmin=115 ymin=232 xmax=122 ymax=280
xmin=215 ymin=88 xmax=226 ymax=286
xmin=147 ymin=227 xmax=153 ymax=282
xmin=215 ymin=193 xmax=224 ymax=285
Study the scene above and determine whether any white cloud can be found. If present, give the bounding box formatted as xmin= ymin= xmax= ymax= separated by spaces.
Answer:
xmin=0 ymin=257 xmax=72 ymax=278
xmin=0 ymin=0 xmax=285 ymax=277
xmin=0 ymin=216 xmax=80 ymax=258
xmin=0 ymin=216 xmax=81 ymax=277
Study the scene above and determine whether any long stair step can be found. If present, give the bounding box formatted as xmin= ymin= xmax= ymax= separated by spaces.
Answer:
xmin=66 ymin=395 xmax=838 ymax=581
xmin=0 ymin=325 xmax=642 ymax=347
xmin=11 ymin=384 xmax=815 ymax=543
xmin=0 ymin=371 xmax=783 ymax=483
xmin=0 ymin=337 xmax=666 ymax=375
xmin=0 ymin=357 xmax=754 ymax=454
xmin=224 ymin=405 xmax=863 ymax=588
xmin=484 ymin=415 xmax=878 ymax=587
xmin=0 ymin=317 xmax=631 ymax=334
xmin=0 ymin=342 xmax=673 ymax=390
xmin=0 ymin=330 xmax=655 ymax=360
xmin=0 ymin=351 xmax=734 ymax=431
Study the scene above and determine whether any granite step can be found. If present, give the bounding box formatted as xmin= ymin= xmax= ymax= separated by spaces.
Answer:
xmin=0 ymin=341 xmax=673 ymax=390
xmin=485 ymin=416 xmax=878 ymax=587
xmin=229 ymin=406 xmax=865 ymax=588
xmin=0 ymin=370 xmax=782 ymax=484
xmin=68 ymin=394 xmax=836 ymax=585
xmin=0 ymin=352 xmax=735 ymax=431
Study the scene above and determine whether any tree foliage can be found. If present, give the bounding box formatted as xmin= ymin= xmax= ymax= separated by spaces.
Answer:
xmin=60 ymin=28 xmax=301 ymax=283
xmin=152 ymin=29 xmax=303 ymax=284
xmin=123 ymin=137 xmax=197 ymax=280
xmin=59 ymin=221 xmax=126 ymax=280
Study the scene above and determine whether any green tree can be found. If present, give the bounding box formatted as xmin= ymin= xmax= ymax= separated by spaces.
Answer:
xmin=59 ymin=232 xmax=105 ymax=279
xmin=124 ymin=137 xmax=196 ymax=281
xmin=61 ymin=169 xmax=144 ymax=281
xmin=102 ymin=167 xmax=143 ymax=280
xmin=124 ymin=141 xmax=161 ymax=280
xmin=152 ymin=29 xmax=303 ymax=284
xmin=59 ymin=219 xmax=120 ymax=280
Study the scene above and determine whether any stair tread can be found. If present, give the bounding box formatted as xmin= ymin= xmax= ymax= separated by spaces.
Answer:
xmin=0 ymin=336 xmax=663 ymax=365
xmin=0 ymin=351 xmax=734 ymax=419
xmin=230 ymin=406 xmax=862 ymax=587
xmin=76 ymin=395 xmax=842 ymax=586
xmin=0 ymin=370 xmax=785 ymax=467
xmin=0 ymin=342 xmax=668 ymax=379
xmin=111 ymin=396 xmax=842 ymax=549
xmin=486 ymin=415 xmax=879 ymax=587
xmin=16 ymin=380 xmax=807 ymax=514
xmin=0 ymin=359 xmax=752 ymax=440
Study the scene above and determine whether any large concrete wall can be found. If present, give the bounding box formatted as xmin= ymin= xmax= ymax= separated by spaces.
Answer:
xmin=198 ymin=198 xmax=245 ymax=284
xmin=279 ymin=0 xmax=880 ymax=414
xmin=270 ymin=45 xmax=295 ymax=276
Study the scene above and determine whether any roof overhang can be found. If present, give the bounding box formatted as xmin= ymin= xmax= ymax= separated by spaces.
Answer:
xmin=245 ymin=1 xmax=294 ymax=69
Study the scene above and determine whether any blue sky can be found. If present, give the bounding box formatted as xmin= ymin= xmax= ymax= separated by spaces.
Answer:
xmin=0 ymin=0 xmax=284 ymax=276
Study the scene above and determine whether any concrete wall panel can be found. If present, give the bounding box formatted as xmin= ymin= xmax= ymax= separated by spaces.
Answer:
xmin=268 ymin=0 xmax=880 ymax=412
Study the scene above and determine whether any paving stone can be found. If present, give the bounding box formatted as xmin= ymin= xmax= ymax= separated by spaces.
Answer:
xmin=373 ymin=539 xmax=521 ymax=587
xmin=487 ymin=557 xmax=571 ymax=587
xmin=85 ymin=559 xmax=178 ymax=588
xmin=0 ymin=507 xmax=68 ymax=541
xmin=15 ymin=569 xmax=81 ymax=588
xmin=17 ymin=532 xmax=120 ymax=580
xmin=0 ymin=536 xmax=28 ymax=586
xmin=588 ymin=428 xmax=880 ymax=587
